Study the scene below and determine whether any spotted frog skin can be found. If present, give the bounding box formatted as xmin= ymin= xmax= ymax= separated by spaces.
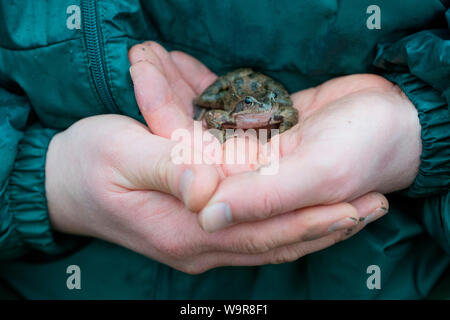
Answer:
xmin=194 ymin=68 xmax=298 ymax=141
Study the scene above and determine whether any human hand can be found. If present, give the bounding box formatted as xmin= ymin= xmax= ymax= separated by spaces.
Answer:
xmin=45 ymin=114 xmax=389 ymax=273
xmin=124 ymin=41 xmax=391 ymax=269
xmin=198 ymin=74 xmax=420 ymax=232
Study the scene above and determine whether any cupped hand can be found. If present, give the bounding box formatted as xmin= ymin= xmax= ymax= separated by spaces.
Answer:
xmin=44 ymin=43 xmax=392 ymax=274
xmin=46 ymin=114 xmax=388 ymax=273
xmin=198 ymin=73 xmax=421 ymax=232
xmin=125 ymin=41 xmax=391 ymax=267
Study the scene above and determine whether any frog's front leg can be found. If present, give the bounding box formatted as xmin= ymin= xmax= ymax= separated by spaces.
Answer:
xmin=205 ymin=110 xmax=236 ymax=143
xmin=277 ymin=106 xmax=299 ymax=133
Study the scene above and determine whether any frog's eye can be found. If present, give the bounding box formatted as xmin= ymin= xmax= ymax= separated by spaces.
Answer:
xmin=270 ymin=92 xmax=278 ymax=100
xmin=244 ymin=97 xmax=252 ymax=104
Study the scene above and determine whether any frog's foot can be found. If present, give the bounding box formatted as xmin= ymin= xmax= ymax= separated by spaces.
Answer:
xmin=278 ymin=107 xmax=299 ymax=133
xmin=204 ymin=109 xmax=236 ymax=143
xmin=207 ymin=129 xmax=226 ymax=144
xmin=193 ymin=105 xmax=207 ymax=121
xmin=205 ymin=110 xmax=235 ymax=129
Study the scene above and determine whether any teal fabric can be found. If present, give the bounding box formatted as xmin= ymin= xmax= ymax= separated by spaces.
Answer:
xmin=0 ymin=0 xmax=449 ymax=299
xmin=374 ymin=30 xmax=450 ymax=197
xmin=422 ymin=192 xmax=450 ymax=255
xmin=5 ymin=125 xmax=59 ymax=258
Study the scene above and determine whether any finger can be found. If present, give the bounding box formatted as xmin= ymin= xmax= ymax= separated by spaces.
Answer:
xmin=207 ymin=202 xmax=357 ymax=253
xmin=203 ymin=193 xmax=387 ymax=253
xmin=143 ymin=42 xmax=198 ymax=115
xmin=198 ymin=145 xmax=345 ymax=231
xmin=129 ymin=42 xmax=196 ymax=115
xmin=129 ymin=56 xmax=223 ymax=153
xmin=220 ymin=132 xmax=264 ymax=176
xmin=129 ymin=42 xmax=222 ymax=156
xmin=193 ymin=232 xmax=341 ymax=272
xmin=170 ymin=50 xmax=218 ymax=95
xmin=128 ymin=42 xmax=165 ymax=72
xmin=245 ymin=193 xmax=388 ymax=265
xmin=190 ymin=193 xmax=388 ymax=272
xmin=119 ymin=131 xmax=220 ymax=212
xmin=130 ymin=61 xmax=192 ymax=138
xmin=339 ymin=192 xmax=389 ymax=239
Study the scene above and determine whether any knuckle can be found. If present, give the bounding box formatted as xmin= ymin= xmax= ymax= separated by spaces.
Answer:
xmin=314 ymin=153 xmax=351 ymax=201
xmin=239 ymin=233 xmax=273 ymax=254
xmin=179 ymin=262 xmax=208 ymax=275
xmin=154 ymin=238 xmax=188 ymax=260
xmin=98 ymin=123 xmax=145 ymax=159
xmin=271 ymin=252 xmax=292 ymax=265
xmin=270 ymin=246 xmax=305 ymax=265
xmin=260 ymin=187 xmax=284 ymax=219
xmin=153 ymin=155 xmax=172 ymax=191
xmin=321 ymin=156 xmax=346 ymax=183
xmin=97 ymin=139 xmax=129 ymax=170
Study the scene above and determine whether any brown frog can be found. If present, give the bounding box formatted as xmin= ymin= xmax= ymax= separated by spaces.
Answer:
xmin=194 ymin=68 xmax=298 ymax=142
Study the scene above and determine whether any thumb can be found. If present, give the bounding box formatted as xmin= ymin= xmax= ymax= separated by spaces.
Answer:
xmin=119 ymin=132 xmax=221 ymax=212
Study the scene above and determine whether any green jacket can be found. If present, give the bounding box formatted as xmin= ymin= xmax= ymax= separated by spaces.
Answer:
xmin=0 ymin=0 xmax=449 ymax=299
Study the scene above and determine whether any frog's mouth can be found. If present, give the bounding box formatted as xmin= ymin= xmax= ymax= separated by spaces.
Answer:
xmin=229 ymin=112 xmax=276 ymax=129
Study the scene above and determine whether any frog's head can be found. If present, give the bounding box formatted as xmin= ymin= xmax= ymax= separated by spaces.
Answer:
xmin=232 ymin=91 xmax=279 ymax=115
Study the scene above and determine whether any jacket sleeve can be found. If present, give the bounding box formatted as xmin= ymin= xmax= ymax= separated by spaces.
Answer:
xmin=0 ymin=87 xmax=80 ymax=261
xmin=422 ymin=192 xmax=450 ymax=255
xmin=373 ymin=8 xmax=449 ymax=253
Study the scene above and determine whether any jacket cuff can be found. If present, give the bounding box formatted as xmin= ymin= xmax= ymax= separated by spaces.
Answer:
xmin=383 ymin=73 xmax=450 ymax=197
xmin=6 ymin=126 xmax=80 ymax=257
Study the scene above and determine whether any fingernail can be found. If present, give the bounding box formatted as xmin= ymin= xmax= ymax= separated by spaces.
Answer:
xmin=129 ymin=63 xmax=152 ymax=81
xmin=129 ymin=65 xmax=138 ymax=79
xmin=179 ymin=169 xmax=194 ymax=207
xmin=129 ymin=64 xmax=146 ymax=83
xmin=328 ymin=217 xmax=358 ymax=232
xmin=200 ymin=202 xmax=232 ymax=232
xmin=364 ymin=207 xmax=388 ymax=226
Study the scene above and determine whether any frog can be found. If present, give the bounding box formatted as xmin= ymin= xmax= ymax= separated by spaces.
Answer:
xmin=194 ymin=68 xmax=298 ymax=142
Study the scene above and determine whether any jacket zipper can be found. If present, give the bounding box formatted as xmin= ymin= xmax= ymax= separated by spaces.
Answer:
xmin=81 ymin=0 xmax=120 ymax=113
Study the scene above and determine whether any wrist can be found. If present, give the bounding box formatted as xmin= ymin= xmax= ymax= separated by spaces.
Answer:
xmin=45 ymin=130 xmax=83 ymax=235
xmin=45 ymin=131 xmax=66 ymax=232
